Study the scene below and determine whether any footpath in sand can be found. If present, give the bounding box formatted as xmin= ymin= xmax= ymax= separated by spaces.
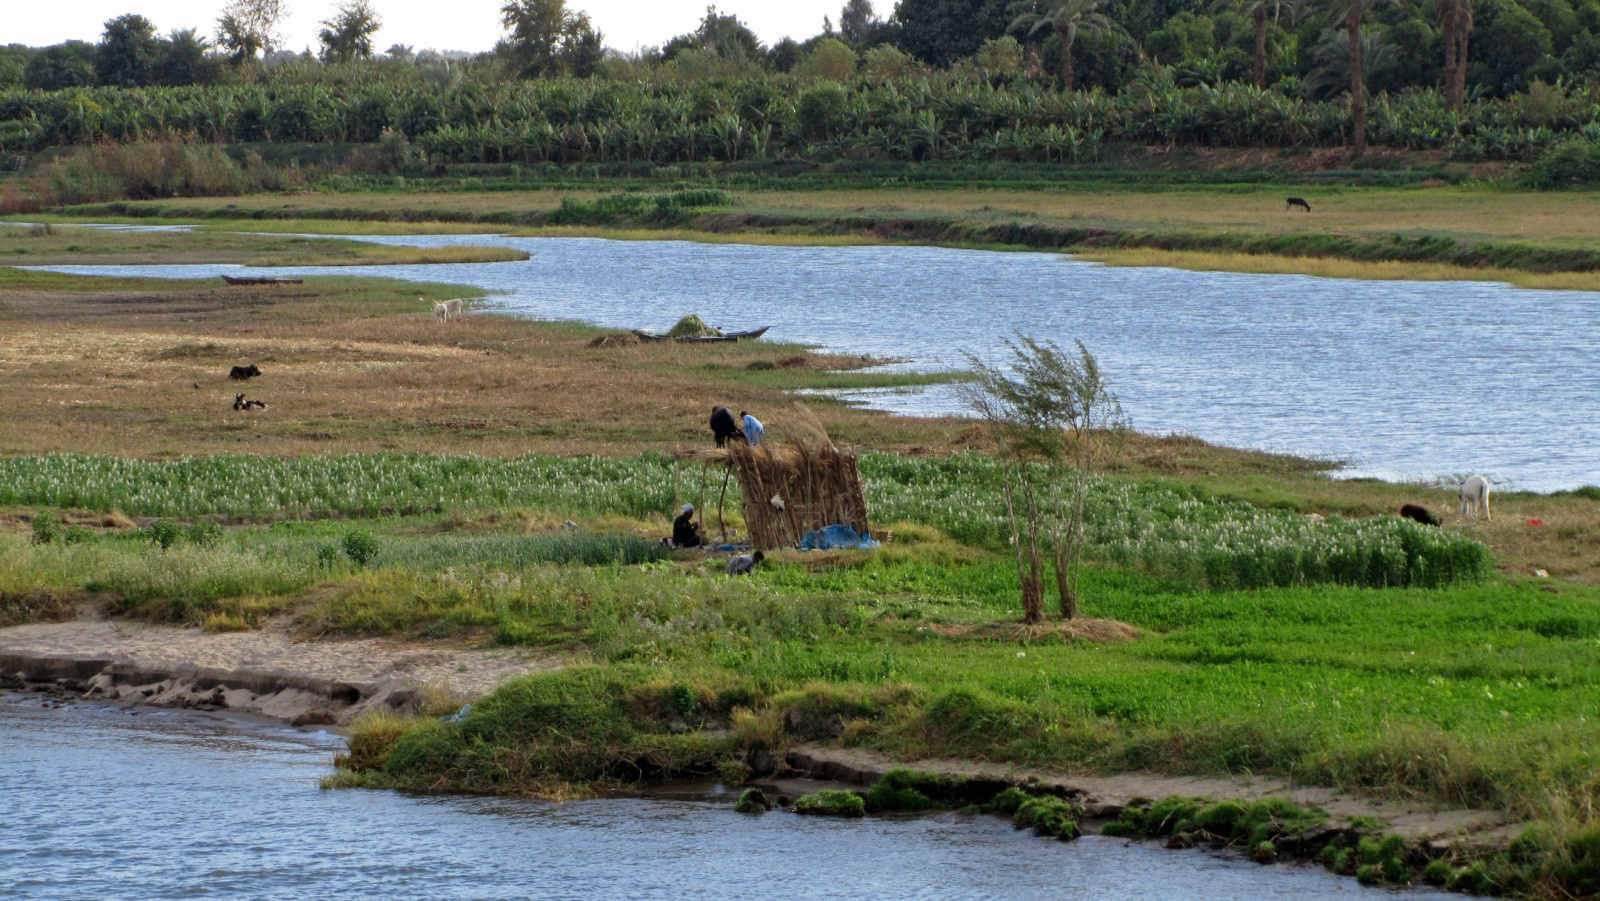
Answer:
xmin=1 ymin=617 xmax=1516 ymax=851
xmin=0 ymin=617 xmax=564 ymax=726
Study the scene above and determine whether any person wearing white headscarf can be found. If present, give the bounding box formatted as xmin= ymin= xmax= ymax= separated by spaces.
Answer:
xmin=672 ymin=503 xmax=702 ymax=548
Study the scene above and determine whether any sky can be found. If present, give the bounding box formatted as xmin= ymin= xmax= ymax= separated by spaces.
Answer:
xmin=3 ymin=1 xmax=885 ymax=57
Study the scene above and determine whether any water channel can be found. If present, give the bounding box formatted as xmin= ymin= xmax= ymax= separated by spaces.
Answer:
xmin=32 ymin=233 xmax=1600 ymax=492
xmin=1 ymin=696 xmax=1436 ymax=899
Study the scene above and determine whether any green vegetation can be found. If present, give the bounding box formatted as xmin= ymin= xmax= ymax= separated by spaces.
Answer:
xmin=794 ymin=789 xmax=868 ymax=817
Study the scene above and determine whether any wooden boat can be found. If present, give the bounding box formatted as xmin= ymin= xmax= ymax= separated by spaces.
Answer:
xmin=631 ymin=326 xmax=769 ymax=344
xmin=221 ymin=274 xmax=304 ymax=286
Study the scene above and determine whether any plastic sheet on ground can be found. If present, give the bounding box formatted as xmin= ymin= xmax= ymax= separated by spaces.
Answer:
xmin=798 ymin=524 xmax=880 ymax=551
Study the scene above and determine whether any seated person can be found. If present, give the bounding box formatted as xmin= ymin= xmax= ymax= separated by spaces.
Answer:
xmin=672 ymin=503 xmax=702 ymax=548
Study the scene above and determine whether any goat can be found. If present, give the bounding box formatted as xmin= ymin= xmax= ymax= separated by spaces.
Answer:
xmin=1399 ymin=504 xmax=1441 ymax=527
xmin=1460 ymin=475 xmax=1492 ymax=520
xmin=1286 ymin=197 xmax=1312 ymax=212
xmin=232 ymin=393 xmax=267 ymax=411
xmin=427 ymin=296 xmax=465 ymax=322
xmin=709 ymin=405 xmax=745 ymax=447
xmin=228 ymin=364 xmax=262 ymax=381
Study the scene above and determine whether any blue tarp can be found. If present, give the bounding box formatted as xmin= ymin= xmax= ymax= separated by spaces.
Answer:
xmin=798 ymin=524 xmax=880 ymax=551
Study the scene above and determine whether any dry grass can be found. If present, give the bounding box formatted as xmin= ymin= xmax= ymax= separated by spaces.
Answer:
xmin=0 ymin=269 xmax=974 ymax=459
xmin=0 ymin=224 xmax=524 ymax=267
xmin=1077 ymin=248 xmax=1600 ymax=292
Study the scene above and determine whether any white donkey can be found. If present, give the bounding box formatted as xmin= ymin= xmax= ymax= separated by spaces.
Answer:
xmin=425 ymin=296 xmax=464 ymax=322
xmin=1459 ymin=475 xmax=1491 ymax=520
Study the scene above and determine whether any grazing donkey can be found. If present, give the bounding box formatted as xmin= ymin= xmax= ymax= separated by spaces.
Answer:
xmin=1459 ymin=475 xmax=1492 ymax=520
xmin=228 ymin=364 xmax=262 ymax=380
xmin=1286 ymin=197 xmax=1312 ymax=212
xmin=426 ymin=296 xmax=464 ymax=322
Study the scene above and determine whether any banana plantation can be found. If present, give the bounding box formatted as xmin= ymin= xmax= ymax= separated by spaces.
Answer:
xmin=3 ymin=71 xmax=1598 ymax=167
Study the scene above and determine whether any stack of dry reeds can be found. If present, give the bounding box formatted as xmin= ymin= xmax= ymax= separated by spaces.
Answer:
xmin=726 ymin=440 xmax=869 ymax=550
xmin=678 ymin=404 xmax=869 ymax=550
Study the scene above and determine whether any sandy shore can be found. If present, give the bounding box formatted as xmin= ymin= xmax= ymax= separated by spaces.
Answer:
xmin=0 ymin=617 xmax=565 ymax=726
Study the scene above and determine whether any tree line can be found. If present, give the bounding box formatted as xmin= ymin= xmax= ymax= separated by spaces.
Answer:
xmin=4 ymin=0 xmax=1598 ymax=103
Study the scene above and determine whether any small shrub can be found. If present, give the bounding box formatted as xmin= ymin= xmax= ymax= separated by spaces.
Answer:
xmin=185 ymin=520 xmax=223 ymax=548
xmin=62 ymin=525 xmax=96 ymax=545
xmin=31 ymin=513 xmax=59 ymax=545
xmin=988 ymin=786 xmax=1032 ymax=815
xmin=1422 ymin=859 xmax=1453 ymax=885
xmin=865 ymin=769 xmax=939 ymax=812
xmin=1014 ymin=795 xmax=1082 ymax=840
xmin=316 ymin=544 xmax=342 ymax=568
xmin=342 ymin=529 xmax=380 ymax=568
xmin=733 ymin=787 xmax=771 ymax=813
xmin=146 ymin=519 xmax=181 ymax=550
xmin=794 ymin=789 xmax=865 ymax=817
xmin=1253 ymin=841 xmax=1276 ymax=863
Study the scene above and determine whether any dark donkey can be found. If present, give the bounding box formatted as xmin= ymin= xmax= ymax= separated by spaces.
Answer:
xmin=1286 ymin=197 xmax=1312 ymax=212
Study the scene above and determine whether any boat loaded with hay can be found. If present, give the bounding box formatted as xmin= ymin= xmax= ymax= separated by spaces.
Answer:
xmin=633 ymin=314 xmax=769 ymax=343
xmin=677 ymin=404 xmax=870 ymax=551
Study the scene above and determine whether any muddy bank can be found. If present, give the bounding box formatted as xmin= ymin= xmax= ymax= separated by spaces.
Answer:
xmin=0 ymin=619 xmax=564 ymax=726
xmin=780 ymin=745 xmax=1517 ymax=854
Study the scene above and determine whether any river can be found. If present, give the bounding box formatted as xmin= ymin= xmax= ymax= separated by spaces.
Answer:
xmin=1 ymin=696 xmax=1439 ymax=899
xmin=30 ymin=233 xmax=1600 ymax=492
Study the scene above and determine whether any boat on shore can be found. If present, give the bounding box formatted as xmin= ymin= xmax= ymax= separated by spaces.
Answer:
xmin=221 ymin=274 xmax=304 ymax=286
xmin=632 ymin=326 xmax=769 ymax=344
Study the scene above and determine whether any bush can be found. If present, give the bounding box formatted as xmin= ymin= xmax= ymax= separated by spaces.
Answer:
xmin=794 ymin=789 xmax=866 ymax=817
xmin=185 ymin=520 xmax=223 ymax=548
xmin=30 ymin=513 xmax=59 ymax=545
xmin=342 ymin=529 xmax=380 ymax=568
xmin=1014 ymin=795 xmax=1082 ymax=840
xmin=1524 ymin=139 xmax=1600 ymax=189
xmin=146 ymin=519 xmax=181 ymax=550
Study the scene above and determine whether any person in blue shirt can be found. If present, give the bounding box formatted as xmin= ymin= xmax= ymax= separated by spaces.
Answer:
xmin=740 ymin=411 xmax=764 ymax=446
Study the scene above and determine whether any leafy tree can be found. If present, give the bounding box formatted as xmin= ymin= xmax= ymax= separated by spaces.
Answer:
xmin=1009 ymin=0 xmax=1118 ymax=91
xmin=216 ymin=0 xmax=285 ymax=62
xmin=23 ymin=42 xmax=96 ymax=90
xmin=154 ymin=28 xmax=219 ymax=86
xmin=1470 ymin=0 xmax=1552 ymax=95
xmin=0 ymin=45 xmax=26 ymax=88
xmin=318 ymin=0 xmax=382 ymax=63
xmin=893 ymin=0 xmax=1013 ymax=67
xmin=499 ymin=0 xmax=600 ymax=76
xmin=798 ymin=36 xmax=859 ymax=78
xmin=958 ymin=335 xmax=1124 ymax=624
xmin=973 ymin=34 xmax=1025 ymax=73
xmin=664 ymin=6 xmax=765 ymax=64
xmin=861 ymin=41 xmax=920 ymax=76
xmin=840 ymin=0 xmax=881 ymax=46
xmin=1146 ymin=10 xmax=1214 ymax=65
xmin=768 ymin=37 xmax=804 ymax=71
xmin=97 ymin=14 xmax=159 ymax=87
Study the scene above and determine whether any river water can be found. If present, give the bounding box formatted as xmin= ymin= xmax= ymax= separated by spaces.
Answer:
xmin=1 ymin=696 xmax=1431 ymax=899
xmin=29 ymin=234 xmax=1600 ymax=492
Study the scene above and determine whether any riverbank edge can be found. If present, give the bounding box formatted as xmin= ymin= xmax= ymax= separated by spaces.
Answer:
xmin=0 ymin=627 xmax=1519 ymax=858
xmin=60 ymin=199 xmax=1600 ymax=287
xmin=0 ymin=647 xmax=418 ymax=727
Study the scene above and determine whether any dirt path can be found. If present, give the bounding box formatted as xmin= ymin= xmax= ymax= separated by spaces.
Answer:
xmin=0 ymin=617 xmax=566 ymax=726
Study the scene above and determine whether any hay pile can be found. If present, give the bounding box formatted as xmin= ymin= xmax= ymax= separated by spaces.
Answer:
xmin=666 ymin=315 xmax=720 ymax=338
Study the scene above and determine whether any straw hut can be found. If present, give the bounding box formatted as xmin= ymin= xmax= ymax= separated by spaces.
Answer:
xmin=679 ymin=405 xmax=869 ymax=550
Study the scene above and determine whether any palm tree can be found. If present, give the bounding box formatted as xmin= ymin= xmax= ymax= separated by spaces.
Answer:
xmin=1212 ymin=0 xmax=1294 ymax=89
xmin=1435 ymin=0 xmax=1473 ymax=113
xmin=1332 ymin=0 xmax=1393 ymax=159
xmin=1008 ymin=0 xmax=1116 ymax=93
